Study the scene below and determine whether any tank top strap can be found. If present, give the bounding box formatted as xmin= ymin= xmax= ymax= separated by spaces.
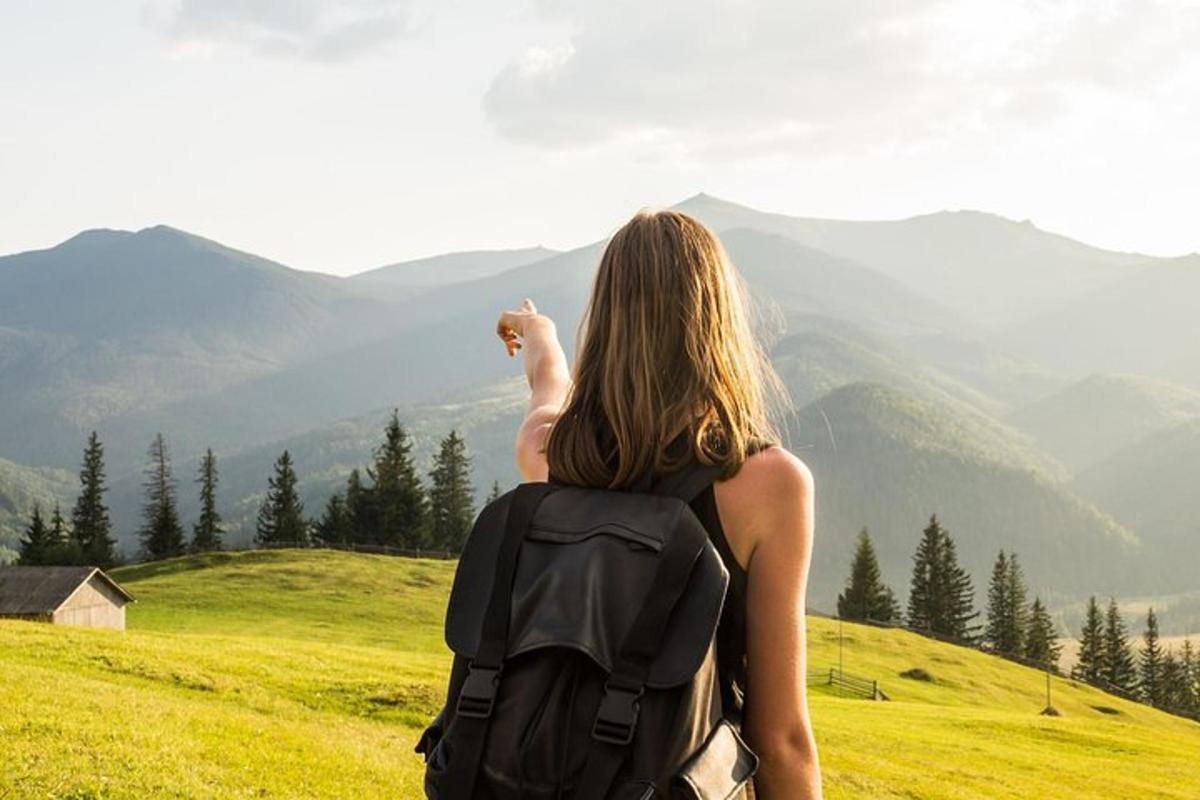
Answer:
xmin=686 ymin=480 xmax=749 ymax=722
xmin=689 ymin=483 xmax=748 ymax=601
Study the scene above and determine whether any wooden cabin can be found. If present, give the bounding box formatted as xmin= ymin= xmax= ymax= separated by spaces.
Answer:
xmin=0 ymin=566 xmax=134 ymax=630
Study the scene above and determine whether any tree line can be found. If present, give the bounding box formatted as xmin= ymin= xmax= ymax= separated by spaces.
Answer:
xmin=19 ymin=431 xmax=225 ymax=566
xmin=838 ymin=516 xmax=1062 ymax=671
xmin=836 ymin=516 xmax=1200 ymax=717
xmin=1073 ymin=598 xmax=1200 ymax=715
xmin=258 ymin=411 xmax=485 ymax=553
xmin=19 ymin=411 xmax=491 ymax=565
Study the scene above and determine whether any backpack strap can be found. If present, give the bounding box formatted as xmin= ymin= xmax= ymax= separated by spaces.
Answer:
xmin=442 ymin=481 xmax=556 ymax=800
xmin=574 ymin=499 xmax=713 ymax=800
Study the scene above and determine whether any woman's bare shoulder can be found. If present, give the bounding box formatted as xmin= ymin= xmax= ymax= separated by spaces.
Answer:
xmin=714 ymin=445 xmax=814 ymax=566
xmin=731 ymin=444 xmax=813 ymax=495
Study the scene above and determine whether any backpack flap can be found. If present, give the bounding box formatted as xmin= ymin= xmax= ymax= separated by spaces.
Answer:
xmin=445 ymin=485 xmax=729 ymax=689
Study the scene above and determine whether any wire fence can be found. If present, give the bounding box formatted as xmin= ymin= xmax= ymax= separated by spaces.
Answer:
xmin=124 ymin=540 xmax=460 ymax=566
xmin=255 ymin=540 xmax=459 ymax=560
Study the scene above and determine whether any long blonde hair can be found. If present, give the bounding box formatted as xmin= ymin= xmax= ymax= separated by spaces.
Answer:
xmin=546 ymin=209 xmax=785 ymax=488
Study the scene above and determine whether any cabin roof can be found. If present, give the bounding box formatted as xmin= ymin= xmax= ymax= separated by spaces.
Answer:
xmin=0 ymin=566 xmax=134 ymax=615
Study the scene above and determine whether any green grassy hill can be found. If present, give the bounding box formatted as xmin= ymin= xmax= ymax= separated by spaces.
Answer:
xmin=2 ymin=549 xmax=1198 ymax=799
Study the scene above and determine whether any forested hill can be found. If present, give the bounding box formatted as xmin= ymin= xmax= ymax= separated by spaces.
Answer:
xmin=791 ymin=383 xmax=1140 ymax=605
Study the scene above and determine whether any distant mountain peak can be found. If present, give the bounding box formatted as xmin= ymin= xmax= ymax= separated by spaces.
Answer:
xmin=132 ymin=223 xmax=214 ymax=246
xmin=138 ymin=223 xmax=187 ymax=236
xmin=677 ymin=194 xmax=1055 ymax=233
xmin=55 ymin=224 xmax=213 ymax=253
xmin=673 ymin=191 xmax=751 ymax=212
xmin=907 ymin=208 xmax=1026 ymax=227
xmin=58 ymin=228 xmax=134 ymax=249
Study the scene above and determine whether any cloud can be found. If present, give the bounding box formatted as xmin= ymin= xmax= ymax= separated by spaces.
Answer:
xmin=483 ymin=0 xmax=1200 ymax=156
xmin=145 ymin=0 xmax=415 ymax=62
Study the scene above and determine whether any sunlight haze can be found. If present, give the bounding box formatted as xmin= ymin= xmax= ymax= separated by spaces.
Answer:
xmin=3 ymin=0 xmax=1199 ymax=273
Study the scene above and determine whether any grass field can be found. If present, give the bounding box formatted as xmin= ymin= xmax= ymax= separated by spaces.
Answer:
xmin=2 ymin=549 xmax=1198 ymax=799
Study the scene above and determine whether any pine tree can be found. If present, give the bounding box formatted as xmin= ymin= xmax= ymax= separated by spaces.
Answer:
xmin=907 ymin=515 xmax=978 ymax=640
xmin=907 ymin=515 xmax=945 ymax=633
xmin=837 ymin=528 xmax=900 ymax=623
xmin=941 ymin=534 xmax=980 ymax=642
xmin=1160 ymin=649 xmax=1188 ymax=712
xmin=1023 ymin=596 xmax=1062 ymax=672
xmin=71 ymin=431 xmax=116 ymax=566
xmin=486 ymin=480 xmax=503 ymax=504
xmin=1005 ymin=554 xmax=1029 ymax=652
xmin=191 ymin=449 xmax=223 ymax=552
xmin=48 ymin=504 xmax=68 ymax=546
xmin=369 ymin=411 xmax=429 ymax=548
xmin=1139 ymin=607 xmax=1165 ymax=707
xmin=344 ymin=468 xmax=373 ymax=543
xmin=1179 ymin=641 xmax=1200 ymax=713
xmin=428 ymin=430 xmax=476 ymax=553
xmin=983 ymin=551 xmax=1030 ymax=657
xmin=1102 ymin=598 xmax=1137 ymax=693
xmin=46 ymin=503 xmax=75 ymax=562
xmin=1072 ymin=596 xmax=1104 ymax=685
xmin=139 ymin=433 xmax=186 ymax=560
xmin=18 ymin=505 xmax=50 ymax=565
xmin=315 ymin=491 xmax=352 ymax=544
xmin=255 ymin=450 xmax=307 ymax=545
xmin=985 ymin=550 xmax=1014 ymax=654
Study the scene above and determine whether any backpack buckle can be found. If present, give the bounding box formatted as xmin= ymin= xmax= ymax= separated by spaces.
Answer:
xmin=456 ymin=663 xmax=501 ymax=719
xmin=592 ymin=681 xmax=644 ymax=745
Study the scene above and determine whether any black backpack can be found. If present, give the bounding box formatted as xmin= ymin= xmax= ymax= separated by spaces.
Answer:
xmin=416 ymin=463 xmax=758 ymax=799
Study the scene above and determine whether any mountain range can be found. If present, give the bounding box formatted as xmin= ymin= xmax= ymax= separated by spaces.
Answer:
xmin=1 ymin=193 xmax=1197 ymax=622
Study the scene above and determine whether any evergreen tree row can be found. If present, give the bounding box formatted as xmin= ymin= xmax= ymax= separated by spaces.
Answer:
xmin=19 ymin=431 xmax=116 ymax=566
xmin=138 ymin=438 xmax=225 ymax=560
xmin=837 ymin=519 xmax=1061 ymax=672
xmin=982 ymin=550 xmax=1062 ymax=670
xmin=1074 ymin=600 xmax=1200 ymax=715
xmin=20 ymin=417 xmax=488 ymax=564
xmin=19 ymin=431 xmax=227 ymax=566
xmin=835 ymin=516 xmax=979 ymax=638
xmin=1073 ymin=596 xmax=1138 ymax=692
xmin=305 ymin=411 xmax=481 ymax=553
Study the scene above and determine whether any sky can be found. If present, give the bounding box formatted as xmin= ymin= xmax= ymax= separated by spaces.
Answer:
xmin=2 ymin=0 xmax=1199 ymax=275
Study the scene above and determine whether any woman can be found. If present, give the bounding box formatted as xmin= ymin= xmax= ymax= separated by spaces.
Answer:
xmin=495 ymin=209 xmax=822 ymax=798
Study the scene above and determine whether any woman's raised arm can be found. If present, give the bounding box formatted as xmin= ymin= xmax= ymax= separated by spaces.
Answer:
xmin=496 ymin=298 xmax=571 ymax=481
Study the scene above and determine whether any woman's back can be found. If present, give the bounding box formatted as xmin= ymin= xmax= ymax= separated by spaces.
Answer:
xmin=496 ymin=208 xmax=822 ymax=798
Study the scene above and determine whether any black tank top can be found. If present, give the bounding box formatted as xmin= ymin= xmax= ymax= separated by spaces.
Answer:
xmin=689 ymin=482 xmax=749 ymax=720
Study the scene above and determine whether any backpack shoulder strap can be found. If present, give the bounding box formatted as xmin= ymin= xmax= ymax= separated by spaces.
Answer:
xmin=650 ymin=461 xmax=725 ymax=503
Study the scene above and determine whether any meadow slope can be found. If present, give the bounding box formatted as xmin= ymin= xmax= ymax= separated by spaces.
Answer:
xmin=1 ymin=550 xmax=1198 ymax=799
